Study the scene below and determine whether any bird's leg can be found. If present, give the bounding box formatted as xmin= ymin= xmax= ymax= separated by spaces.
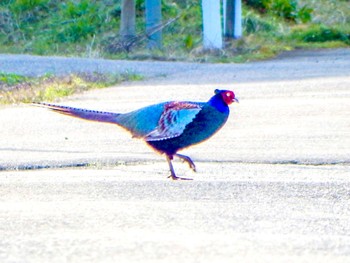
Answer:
xmin=166 ymin=155 xmax=192 ymax=181
xmin=174 ymin=153 xmax=197 ymax=172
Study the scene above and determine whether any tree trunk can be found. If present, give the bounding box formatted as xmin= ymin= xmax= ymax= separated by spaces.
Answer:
xmin=120 ymin=0 xmax=136 ymax=41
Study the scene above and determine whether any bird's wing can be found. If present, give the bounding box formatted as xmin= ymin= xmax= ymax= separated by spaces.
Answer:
xmin=144 ymin=101 xmax=202 ymax=141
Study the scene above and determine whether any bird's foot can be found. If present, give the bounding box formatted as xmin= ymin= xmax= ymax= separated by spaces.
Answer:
xmin=168 ymin=174 xmax=193 ymax=181
xmin=166 ymin=154 xmax=193 ymax=180
xmin=175 ymin=154 xmax=197 ymax=172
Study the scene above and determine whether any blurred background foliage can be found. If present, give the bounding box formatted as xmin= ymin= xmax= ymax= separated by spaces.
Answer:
xmin=0 ymin=0 xmax=349 ymax=61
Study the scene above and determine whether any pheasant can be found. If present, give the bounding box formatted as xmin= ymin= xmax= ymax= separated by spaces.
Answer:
xmin=34 ymin=89 xmax=238 ymax=180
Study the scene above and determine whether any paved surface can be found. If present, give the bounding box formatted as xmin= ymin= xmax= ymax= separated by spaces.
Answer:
xmin=1 ymin=49 xmax=350 ymax=262
xmin=1 ymin=49 xmax=349 ymax=82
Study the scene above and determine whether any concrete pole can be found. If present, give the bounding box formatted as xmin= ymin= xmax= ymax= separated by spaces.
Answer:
xmin=145 ymin=0 xmax=162 ymax=49
xmin=223 ymin=0 xmax=233 ymax=38
xmin=223 ymin=0 xmax=242 ymax=39
xmin=201 ymin=0 xmax=223 ymax=49
xmin=233 ymin=0 xmax=242 ymax=39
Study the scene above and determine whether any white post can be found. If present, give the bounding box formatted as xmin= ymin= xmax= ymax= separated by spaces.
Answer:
xmin=201 ymin=0 xmax=222 ymax=49
xmin=233 ymin=0 xmax=242 ymax=39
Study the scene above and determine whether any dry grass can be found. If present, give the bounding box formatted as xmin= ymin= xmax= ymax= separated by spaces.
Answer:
xmin=0 ymin=72 xmax=143 ymax=104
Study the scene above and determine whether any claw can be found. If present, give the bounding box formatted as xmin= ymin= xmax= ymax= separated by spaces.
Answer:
xmin=175 ymin=153 xmax=197 ymax=172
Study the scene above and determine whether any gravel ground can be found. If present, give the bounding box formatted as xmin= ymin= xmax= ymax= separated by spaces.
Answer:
xmin=0 ymin=48 xmax=349 ymax=83
xmin=0 ymin=49 xmax=350 ymax=263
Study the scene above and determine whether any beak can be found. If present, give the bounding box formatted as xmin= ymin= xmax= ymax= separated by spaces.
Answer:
xmin=233 ymin=97 xmax=239 ymax=103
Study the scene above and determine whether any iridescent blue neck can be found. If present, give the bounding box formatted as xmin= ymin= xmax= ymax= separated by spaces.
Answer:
xmin=208 ymin=94 xmax=230 ymax=114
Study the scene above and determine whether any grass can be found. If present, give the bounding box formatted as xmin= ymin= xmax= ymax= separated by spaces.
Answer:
xmin=0 ymin=71 xmax=143 ymax=104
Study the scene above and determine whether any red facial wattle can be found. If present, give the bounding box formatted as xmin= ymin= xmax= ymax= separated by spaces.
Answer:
xmin=221 ymin=90 xmax=238 ymax=105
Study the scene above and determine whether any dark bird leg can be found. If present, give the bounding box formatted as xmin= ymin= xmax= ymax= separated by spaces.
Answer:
xmin=166 ymin=155 xmax=192 ymax=181
xmin=174 ymin=153 xmax=197 ymax=172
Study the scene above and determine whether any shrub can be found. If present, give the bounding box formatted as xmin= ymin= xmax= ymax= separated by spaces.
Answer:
xmin=243 ymin=13 xmax=277 ymax=34
xmin=243 ymin=0 xmax=313 ymax=23
xmin=291 ymin=25 xmax=350 ymax=44
xmin=52 ymin=0 xmax=105 ymax=43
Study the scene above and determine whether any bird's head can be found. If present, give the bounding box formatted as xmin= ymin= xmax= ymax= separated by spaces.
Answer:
xmin=214 ymin=89 xmax=239 ymax=105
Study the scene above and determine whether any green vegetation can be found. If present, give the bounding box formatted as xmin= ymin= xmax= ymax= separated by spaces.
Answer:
xmin=244 ymin=0 xmax=313 ymax=23
xmin=290 ymin=24 xmax=350 ymax=45
xmin=0 ymin=71 xmax=143 ymax=104
xmin=0 ymin=0 xmax=349 ymax=61
xmin=0 ymin=72 xmax=29 ymax=85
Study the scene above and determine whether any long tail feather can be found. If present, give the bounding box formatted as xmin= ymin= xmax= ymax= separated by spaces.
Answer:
xmin=33 ymin=102 xmax=120 ymax=124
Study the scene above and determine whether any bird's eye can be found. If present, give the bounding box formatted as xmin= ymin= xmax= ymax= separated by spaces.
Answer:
xmin=226 ymin=92 xmax=231 ymax=98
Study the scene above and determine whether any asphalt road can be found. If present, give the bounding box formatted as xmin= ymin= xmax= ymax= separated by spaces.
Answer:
xmin=1 ymin=49 xmax=350 ymax=262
